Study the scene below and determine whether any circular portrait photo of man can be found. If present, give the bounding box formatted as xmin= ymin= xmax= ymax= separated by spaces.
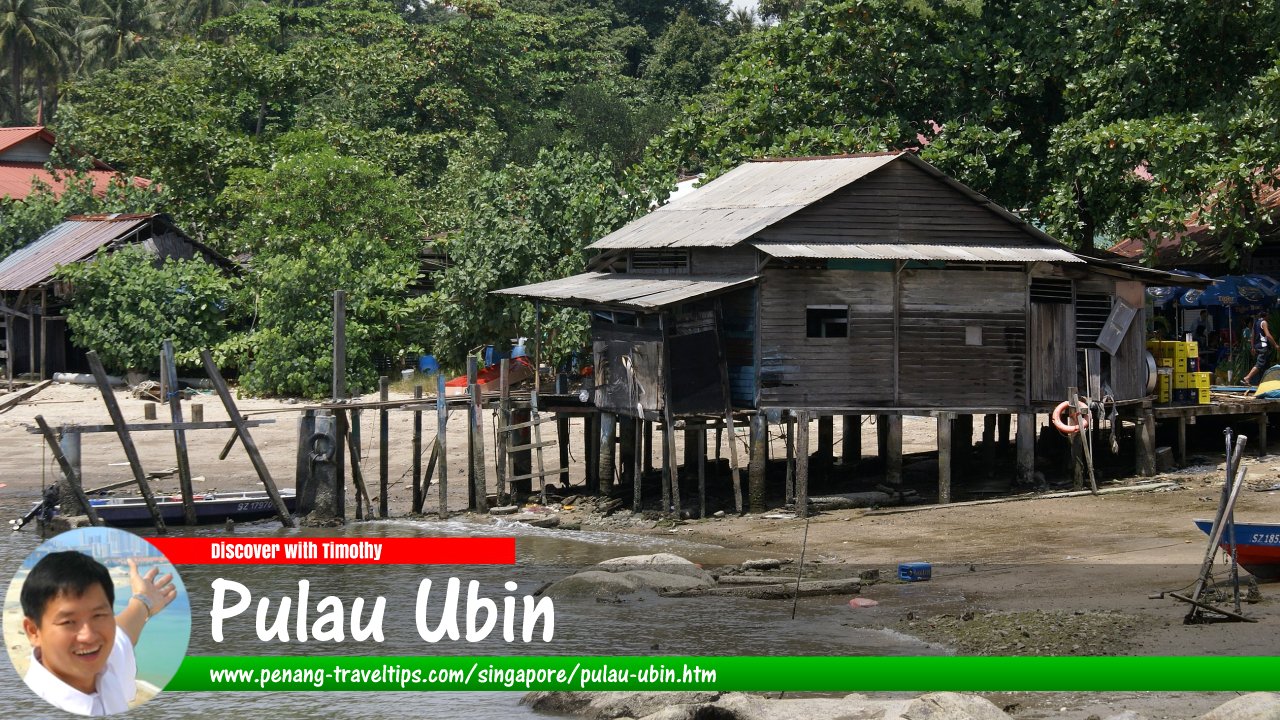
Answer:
xmin=4 ymin=527 xmax=190 ymax=716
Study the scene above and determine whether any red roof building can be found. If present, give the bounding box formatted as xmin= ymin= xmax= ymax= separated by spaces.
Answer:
xmin=0 ymin=126 xmax=151 ymax=200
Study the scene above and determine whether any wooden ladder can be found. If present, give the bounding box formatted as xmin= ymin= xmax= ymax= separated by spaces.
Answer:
xmin=498 ymin=391 xmax=566 ymax=505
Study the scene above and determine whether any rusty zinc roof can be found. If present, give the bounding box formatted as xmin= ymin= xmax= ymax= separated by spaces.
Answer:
xmin=589 ymin=152 xmax=1065 ymax=251
xmin=0 ymin=214 xmax=156 ymax=290
xmin=493 ymin=272 xmax=758 ymax=311
xmin=752 ymin=242 xmax=1083 ymax=263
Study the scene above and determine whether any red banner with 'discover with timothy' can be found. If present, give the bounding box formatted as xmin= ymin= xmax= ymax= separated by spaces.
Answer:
xmin=148 ymin=537 xmax=515 ymax=565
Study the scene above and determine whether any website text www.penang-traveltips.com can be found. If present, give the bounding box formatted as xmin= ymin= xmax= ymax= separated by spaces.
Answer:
xmin=207 ymin=661 xmax=717 ymax=689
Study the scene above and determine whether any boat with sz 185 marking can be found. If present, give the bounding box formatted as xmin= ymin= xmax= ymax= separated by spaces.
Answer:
xmin=1194 ymin=519 xmax=1280 ymax=581
xmin=86 ymin=489 xmax=297 ymax=527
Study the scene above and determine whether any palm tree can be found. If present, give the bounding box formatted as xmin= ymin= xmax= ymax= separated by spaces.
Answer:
xmin=77 ymin=0 xmax=164 ymax=71
xmin=169 ymin=0 xmax=246 ymax=35
xmin=0 ymin=0 xmax=73 ymax=123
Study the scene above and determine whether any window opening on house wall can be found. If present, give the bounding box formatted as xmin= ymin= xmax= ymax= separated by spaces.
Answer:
xmin=1076 ymin=292 xmax=1112 ymax=348
xmin=806 ymin=305 xmax=849 ymax=338
xmin=1030 ymin=278 xmax=1073 ymax=304
xmin=630 ymin=249 xmax=690 ymax=273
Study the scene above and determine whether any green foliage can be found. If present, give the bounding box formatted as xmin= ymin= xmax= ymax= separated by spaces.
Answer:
xmin=428 ymin=145 xmax=668 ymax=369
xmin=55 ymin=245 xmax=237 ymax=373
xmin=218 ymin=145 xmax=427 ymax=398
xmin=0 ymin=169 xmax=165 ymax=259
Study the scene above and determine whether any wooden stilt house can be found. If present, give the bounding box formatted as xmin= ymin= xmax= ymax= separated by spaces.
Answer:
xmin=497 ymin=153 xmax=1194 ymax=508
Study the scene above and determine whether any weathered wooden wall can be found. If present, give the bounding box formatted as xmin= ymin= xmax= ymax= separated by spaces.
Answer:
xmin=752 ymin=161 xmax=1043 ymax=247
xmin=758 ymin=267 xmax=894 ymax=407
xmin=719 ymin=287 xmax=757 ymax=407
xmin=897 ymin=267 xmax=1026 ymax=408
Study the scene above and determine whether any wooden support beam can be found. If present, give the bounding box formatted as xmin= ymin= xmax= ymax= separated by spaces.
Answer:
xmin=998 ymin=413 xmax=1011 ymax=448
xmin=982 ymin=414 xmax=997 ymax=472
xmin=633 ymin=414 xmax=643 ymax=513
xmin=497 ymin=361 xmax=510 ymax=506
xmin=643 ymin=420 xmax=654 ymax=474
xmin=1016 ymin=413 xmax=1036 ymax=485
xmin=842 ymin=414 xmax=861 ymax=466
xmin=163 ymin=340 xmax=197 ymax=526
xmin=584 ymin=411 xmax=598 ymax=491
xmin=785 ymin=415 xmax=795 ymax=505
xmin=87 ymin=351 xmax=165 ymax=532
xmin=412 ymin=385 xmax=423 ymax=513
xmin=34 ymin=417 xmax=102 ymax=526
xmin=795 ymin=411 xmax=810 ymax=518
xmin=1178 ymin=416 xmax=1188 ymax=467
xmin=468 ymin=357 xmax=488 ymax=513
xmin=1136 ymin=400 xmax=1157 ymax=477
xmin=30 ymin=419 xmax=273 ymax=435
xmin=886 ymin=415 xmax=903 ymax=486
xmin=60 ymin=431 xmax=83 ymax=516
xmin=1258 ymin=413 xmax=1268 ymax=458
xmin=0 ymin=378 xmax=52 ymax=414
xmin=714 ymin=298 xmax=742 ymax=514
xmin=201 ymin=349 xmax=295 ymax=528
xmin=748 ymin=412 xmax=767 ymax=513
xmin=817 ymin=414 xmax=834 ymax=481
xmin=378 ymin=376 xmax=390 ymax=517
xmin=696 ymin=419 xmax=707 ymax=519
xmin=557 ymin=414 xmax=571 ymax=488
xmin=599 ymin=412 xmax=617 ymax=494
xmin=437 ymin=373 xmax=448 ymax=519
xmin=348 ymin=409 xmax=368 ymax=520
xmin=332 ymin=290 xmax=346 ymax=401
xmin=937 ymin=412 xmax=953 ymax=504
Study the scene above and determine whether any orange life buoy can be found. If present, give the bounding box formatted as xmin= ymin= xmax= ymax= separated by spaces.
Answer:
xmin=1052 ymin=397 xmax=1091 ymax=434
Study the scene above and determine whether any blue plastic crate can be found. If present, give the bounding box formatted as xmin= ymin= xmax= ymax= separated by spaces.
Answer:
xmin=898 ymin=562 xmax=931 ymax=582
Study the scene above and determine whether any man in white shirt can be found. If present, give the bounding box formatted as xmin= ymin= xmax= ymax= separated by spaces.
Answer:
xmin=21 ymin=551 xmax=177 ymax=716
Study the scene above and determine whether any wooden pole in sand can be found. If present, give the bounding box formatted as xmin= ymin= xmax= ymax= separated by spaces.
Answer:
xmin=497 ymin=360 xmax=510 ymax=506
xmin=467 ymin=356 xmax=488 ymax=513
xmin=795 ymin=410 xmax=810 ymax=518
xmin=162 ymin=340 xmax=197 ymax=525
xmin=412 ymin=385 xmax=423 ymax=513
xmin=379 ymin=375 xmax=389 ymax=518
xmin=87 ymin=351 xmax=165 ymax=532
xmin=34 ymin=416 xmax=101 ymax=526
xmin=436 ymin=372 xmax=448 ymax=519
xmin=201 ymin=350 xmax=294 ymax=528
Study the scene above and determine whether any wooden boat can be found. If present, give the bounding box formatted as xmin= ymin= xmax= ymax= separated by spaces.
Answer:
xmin=84 ymin=489 xmax=297 ymax=527
xmin=1194 ymin=519 xmax=1280 ymax=581
xmin=443 ymin=356 xmax=534 ymax=397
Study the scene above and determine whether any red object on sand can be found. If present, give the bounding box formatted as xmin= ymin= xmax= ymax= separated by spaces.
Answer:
xmin=444 ymin=357 xmax=534 ymax=396
xmin=848 ymin=597 xmax=879 ymax=608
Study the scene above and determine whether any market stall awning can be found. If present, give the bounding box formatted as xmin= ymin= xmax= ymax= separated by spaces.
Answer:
xmin=493 ymin=272 xmax=758 ymax=311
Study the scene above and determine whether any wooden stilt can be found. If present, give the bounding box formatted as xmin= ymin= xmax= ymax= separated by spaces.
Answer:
xmin=1178 ymin=416 xmax=1188 ymax=468
xmin=599 ymin=412 xmax=617 ymax=494
xmin=842 ymin=414 xmax=861 ymax=466
xmin=785 ymin=415 xmax=795 ymax=505
xmin=795 ymin=411 xmax=810 ymax=518
xmin=982 ymin=414 xmax=997 ymax=473
xmin=660 ymin=418 xmax=672 ymax=512
xmin=643 ymin=420 xmax=654 ymax=474
xmin=886 ymin=414 xmax=903 ymax=487
xmin=937 ymin=412 xmax=953 ymax=504
xmin=748 ymin=413 xmax=767 ymax=513
xmin=467 ymin=357 xmax=488 ymax=513
xmin=584 ymin=412 xmax=598 ymax=492
xmin=1016 ymin=412 xmax=1036 ymax=485
xmin=714 ymin=298 xmax=742 ymax=514
xmin=817 ymin=414 xmax=834 ymax=482
xmin=633 ymin=414 xmax=643 ymax=513
xmin=349 ymin=409 xmax=368 ymax=519
xmin=412 ymin=385 xmax=424 ymax=512
xmin=876 ymin=414 xmax=889 ymax=460
xmin=557 ymin=414 xmax=570 ymax=488
xmin=332 ymin=290 xmax=346 ymax=401
xmin=437 ymin=373 xmax=448 ymax=519
xmin=162 ymin=340 xmax=196 ymax=525
xmin=696 ymin=419 xmax=707 ymax=519
xmin=87 ymin=351 xmax=165 ymax=532
xmin=60 ymin=430 xmax=83 ymax=514
xmin=1136 ymin=400 xmax=1156 ymax=477
xmin=997 ymin=413 xmax=1011 ymax=449
xmin=497 ymin=361 xmax=510 ymax=506
xmin=200 ymin=349 xmax=294 ymax=528
xmin=34 ymin=417 xmax=101 ymax=525
xmin=379 ymin=375 xmax=389 ymax=518
xmin=619 ymin=415 xmax=636 ymax=487
xmin=1258 ymin=413 xmax=1268 ymax=457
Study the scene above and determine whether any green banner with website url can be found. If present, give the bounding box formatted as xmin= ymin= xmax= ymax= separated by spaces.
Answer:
xmin=167 ymin=656 xmax=1280 ymax=692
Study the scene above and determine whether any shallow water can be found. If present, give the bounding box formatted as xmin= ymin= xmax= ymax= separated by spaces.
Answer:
xmin=1 ymin=518 xmax=937 ymax=719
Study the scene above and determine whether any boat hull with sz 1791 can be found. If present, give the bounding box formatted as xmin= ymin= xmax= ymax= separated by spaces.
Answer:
xmin=76 ymin=490 xmax=297 ymax=527
xmin=1195 ymin=519 xmax=1280 ymax=581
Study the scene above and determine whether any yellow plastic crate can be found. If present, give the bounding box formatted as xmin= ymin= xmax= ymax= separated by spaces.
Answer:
xmin=1174 ymin=371 xmax=1192 ymax=389
xmin=1198 ymin=388 xmax=1211 ymax=405
xmin=1194 ymin=372 xmax=1211 ymax=389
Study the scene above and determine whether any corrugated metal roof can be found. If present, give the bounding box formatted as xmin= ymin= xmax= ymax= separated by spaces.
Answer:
xmin=0 ymin=163 xmax=151 ymax=201
xmin=588 ymin=153 xmax=1068 ymax=252
xmin=0 ymin=127 xmax=50 ymax=154
xmin=589 ymin=154 xmax=901 ymax=250
xmin=493 ymin=272 xmax=758 ymax=310
xmin=0 ymin=215 xmax=155 ymax=291
xmin=753 ymin=242 xmax=1084 ymax=263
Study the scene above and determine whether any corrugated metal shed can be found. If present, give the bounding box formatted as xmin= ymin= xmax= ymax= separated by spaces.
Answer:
xmin=0 ymin=213 xmax=235 ymax=292
xmin=494 ymin=272 xmax=757 ymax=310
xmin=589 ymin=152 xmax=1064 ymax=251
xmin=753 ymin=242 xmax=1084 ymax=263
xmin=590 ymin=154 xmax=901 ymax=250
